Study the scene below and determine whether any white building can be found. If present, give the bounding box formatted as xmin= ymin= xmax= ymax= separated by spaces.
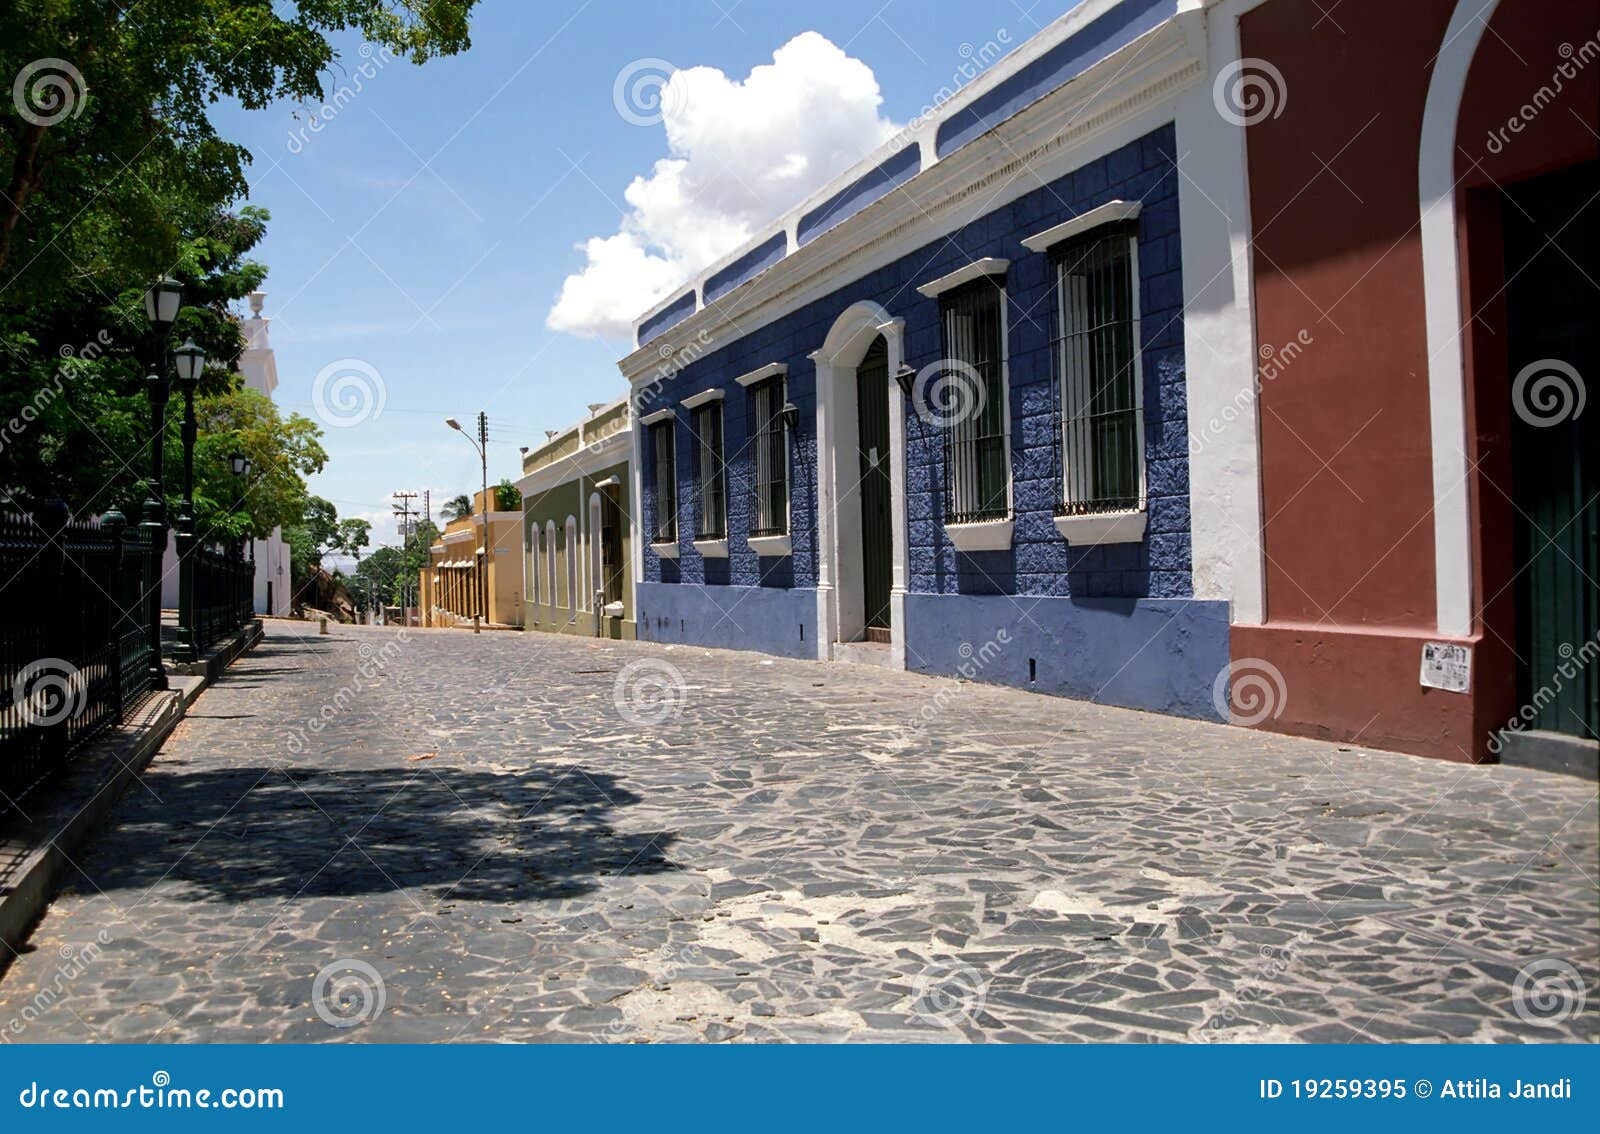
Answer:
xmin=160 ymin=291 xmax=291 ymax=616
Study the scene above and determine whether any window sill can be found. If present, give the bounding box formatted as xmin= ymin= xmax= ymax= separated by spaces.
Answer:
xmin=1053 ymin=509 xmax=1146 ymax=545
xmin=693 ymin=537 xmax=729 ymax=558
xmin=945 ymin=517 xmax=1013 ymax=552
xmin=747 ymin=533 xmax=792 ymax=557
xmin=650 ymin=540 xmax=680 ymax=559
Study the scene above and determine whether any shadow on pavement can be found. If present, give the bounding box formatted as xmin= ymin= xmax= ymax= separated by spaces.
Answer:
xmin=90 ymin=763 xmax=680 ymax=904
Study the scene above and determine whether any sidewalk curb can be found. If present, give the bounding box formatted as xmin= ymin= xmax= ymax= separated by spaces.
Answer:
xmin=0 ymin=621 xmax=263 ymax=968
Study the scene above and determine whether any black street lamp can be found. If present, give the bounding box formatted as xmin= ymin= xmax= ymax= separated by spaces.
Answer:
xmin=229 ymin=452 xmax=254 ymax=626
xmin=139 ymin=277 xmax=184 ymax=690
xmin=172 ymin=337 xmax=206 ymax=661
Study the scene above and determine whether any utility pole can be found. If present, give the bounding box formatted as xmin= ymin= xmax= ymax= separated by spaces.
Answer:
xmin=422 ymin=488 xmax=431 ymax=524
xmin=478 ymin=411 xmax=491 ymax=626
xmin=392 ymin=490 xmax=419 ymax=625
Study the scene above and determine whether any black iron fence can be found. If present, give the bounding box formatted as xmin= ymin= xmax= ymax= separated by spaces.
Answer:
xmin=191 ymin=544 xmax=255 ymax=656
xmin=1 ymin=508 xmax=155 ymax=811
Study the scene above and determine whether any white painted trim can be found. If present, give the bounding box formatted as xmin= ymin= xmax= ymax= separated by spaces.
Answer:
xmin=650 ymin=540 xmax=679 ymax=560
xmin=747 ymin=534 xmax=792 ymax=557
xmin=945 ymin=518 xmax=1014 ymax=552
xmin=680 ymin=387 xmax=725 ymax=409
xmin=1420 ymin=0 xmax=1500 ymax=638
xmin=441 ymin=530 xmax=474 ymax=544
xmin=515 ymin=427 xmax=630 ymax=497
xmin=692 ymin=538 xmax=729 ymax=558
xmin=1176 ymin=0 xmax=1264 ymax=620
xmin=619 ymin=13 xmax=1206 ymax=381
xmin=1022 ymin=199 xmax=1143 ymax=252
xmin=916 ymin=257 xmax=1011 ymax=299
xmin=638 ymin=407 xmax=675 ymax=426
xmin=734 ymin=362 xmax=788 ymax=388
xmin=811 ymin=302 xmax=909 ymax=669
xmin=1054 ymin=510 xmax=1147 ymax=545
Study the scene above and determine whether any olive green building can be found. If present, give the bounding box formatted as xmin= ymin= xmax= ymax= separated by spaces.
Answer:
xmin=516 ymin=396 xmax=634 ymax=639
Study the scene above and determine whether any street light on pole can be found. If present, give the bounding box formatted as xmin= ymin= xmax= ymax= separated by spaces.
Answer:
xmin=139 ymin=277 xmax=184 ymax=690
xmin=446 ymin=414 xmax=491 ymax=625
xmin=172 ymin=336 xmax=207 ymax=661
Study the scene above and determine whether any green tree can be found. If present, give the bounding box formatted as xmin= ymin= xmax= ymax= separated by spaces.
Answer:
xmin=493 ymin=478 xmax=521 ymax=511
xmin=335 ymin=517 xmax=371 ymax=562
xmin=441 ymin=493 xmax=473 ymax=520
xmin=1 ymin=1 xmax=481 ymax=293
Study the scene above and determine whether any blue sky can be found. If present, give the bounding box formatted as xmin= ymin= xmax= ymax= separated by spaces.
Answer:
xmin=210 ymin=0 xmax=1062 ymax=557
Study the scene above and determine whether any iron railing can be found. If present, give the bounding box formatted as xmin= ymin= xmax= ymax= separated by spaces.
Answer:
xmin=746 ymin=375 xmax=789 ymax=537
xmin=1 ymin=507 xmax=155 ymax=811
xmin=188 ymin=543 xmax=255 ymax=656
xmin=940 ymin=278 xmax=1010 ymax=525
xmin=691 ymin=402 xmax=727 ymax=540
xmin=1050 ymin=227 xmax=1145 ymax=517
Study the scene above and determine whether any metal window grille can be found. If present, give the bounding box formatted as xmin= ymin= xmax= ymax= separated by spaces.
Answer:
xmin=1051 ymin=229 xmax=1144 ymax=516
xmin=746 ymin=376 xmax=789 ymax=537
xmin=599 ymin=489 xmax=625 ymax=605
xmin=650 ymin=420 xmax=677 ymax=543
xmin=691 ymin=402 xmax=727 ymax=540
xmin=940 ymin=279 xmax=1009 ymax=524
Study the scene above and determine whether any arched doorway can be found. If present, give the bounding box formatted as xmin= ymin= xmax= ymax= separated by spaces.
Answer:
xmin=812 ymin=301 xmax=908 ymax=667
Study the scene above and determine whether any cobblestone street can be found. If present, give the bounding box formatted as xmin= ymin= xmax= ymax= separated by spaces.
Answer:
xmin=1 ymin=623 xmax=1595 ymax=1043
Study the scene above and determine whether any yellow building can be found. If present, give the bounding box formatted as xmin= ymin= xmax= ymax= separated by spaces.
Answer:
xmin=517 ymin=397 xmax=635 ymax=639
xmin=420 ymin=488 xmax=523 ymax=628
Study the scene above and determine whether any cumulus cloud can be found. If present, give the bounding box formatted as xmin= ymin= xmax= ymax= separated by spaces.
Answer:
xmin=547 ymin=32 xmax=901 ymax=342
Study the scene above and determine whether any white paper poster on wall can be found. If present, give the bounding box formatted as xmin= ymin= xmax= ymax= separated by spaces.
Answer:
xmin=1419 ymin=642 xmax=1472 ymax=693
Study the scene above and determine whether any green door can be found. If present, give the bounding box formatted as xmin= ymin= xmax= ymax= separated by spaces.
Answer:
xmin=1504 ymin=161 xmax=1598 ymax=741
xmin=857 ymin=337 xmax=893 ymax=637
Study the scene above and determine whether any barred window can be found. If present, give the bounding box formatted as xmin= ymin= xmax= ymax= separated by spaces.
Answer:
xmin=649 ymin=419 xmax=677 ymax=543
xmin=691 ymin=402 xmax=727 ymax=540
xmin=1053 ymin=230 xmax=1144 ymax=515
xmin=746 ymin=376 xmax=788 ymax=537
xmin=940 ymin=279 xmax=1010 ymax=524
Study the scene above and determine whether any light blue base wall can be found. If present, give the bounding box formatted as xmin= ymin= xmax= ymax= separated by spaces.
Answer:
xmin=636 ymin=582 xmax=817 ymax=660
xmin=903 ymin=593 xmax=1230 ymax=721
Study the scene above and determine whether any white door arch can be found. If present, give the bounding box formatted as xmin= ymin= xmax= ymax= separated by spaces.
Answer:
xmin=809 ymin=300 xmax=909 ymax=668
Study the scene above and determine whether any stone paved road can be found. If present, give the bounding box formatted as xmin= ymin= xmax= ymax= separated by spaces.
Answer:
xmin=1 ymin=623 xmax=1595 ymax=1043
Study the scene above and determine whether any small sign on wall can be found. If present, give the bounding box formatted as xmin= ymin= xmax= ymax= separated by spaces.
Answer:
xmin=1420 ymin=642 xmax=1472 ymax=693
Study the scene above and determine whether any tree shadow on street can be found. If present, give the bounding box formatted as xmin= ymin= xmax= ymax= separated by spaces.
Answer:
xmin=88 ymin=763 xmax=680 ymax=904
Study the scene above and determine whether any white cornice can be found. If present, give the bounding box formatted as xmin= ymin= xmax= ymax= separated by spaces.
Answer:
xmin=1021 ymin=199 xmax=1143 ymax=252
xmin=629 ymin=0 xmax=1138 ymax=345
xmin=617 ymin=14 xmax=1204 ymax=384
xmin=681 ymin=388 xmax=725 ymax=409
xmin=916 ymin=257 xmax=1010 ymax=298
xmin=514 ymin=426 xmax=632 ymax=497
xmin=638 ymin=407 xmax=675 ymax=425
xmin=734 ymin=362 xmax=788 ymax=388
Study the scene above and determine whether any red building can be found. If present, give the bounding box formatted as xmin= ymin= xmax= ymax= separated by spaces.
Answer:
xmin=1226 ymin=0 xmax=1597 ymax=768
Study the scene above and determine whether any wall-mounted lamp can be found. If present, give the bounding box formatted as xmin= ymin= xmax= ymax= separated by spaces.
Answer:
xmin=894 ymin=365 xmax=916 ymax=401
xmin=781 ymin=402 xmax=800 ymax=432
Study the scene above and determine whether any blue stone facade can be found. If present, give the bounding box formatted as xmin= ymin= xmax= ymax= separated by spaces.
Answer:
xmin=635 ymin=123 xmax=1229 ymax=718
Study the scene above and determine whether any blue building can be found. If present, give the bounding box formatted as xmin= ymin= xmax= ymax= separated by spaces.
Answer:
xmin=618 ymin=0 xmax=1261 ymax=722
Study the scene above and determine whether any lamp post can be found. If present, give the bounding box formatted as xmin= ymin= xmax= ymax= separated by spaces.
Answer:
xmin=139 ymin=277 xmax=183 ymax=690
xmin=172 ymin=337 xmax=206 ymax=661
xmin=229 ymin=452 xmax=254 ymax=626
xmin=446 ymin=414 xmax=491 ymax=624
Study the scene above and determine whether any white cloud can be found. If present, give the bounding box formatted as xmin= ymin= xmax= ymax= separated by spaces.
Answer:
xmin=547 ymin=32 xmax=901 ymax=341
